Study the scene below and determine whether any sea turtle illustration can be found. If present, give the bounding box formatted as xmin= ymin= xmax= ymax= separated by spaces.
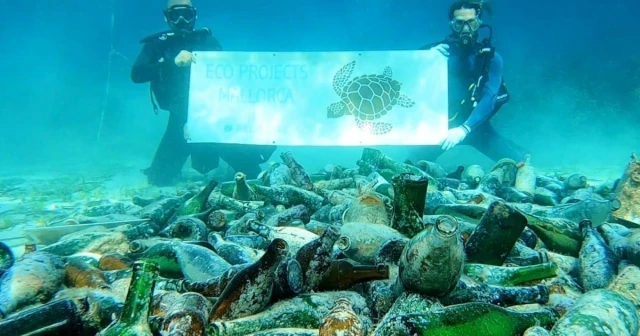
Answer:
xmin=326 ymin=60 xmax=416 ymax=135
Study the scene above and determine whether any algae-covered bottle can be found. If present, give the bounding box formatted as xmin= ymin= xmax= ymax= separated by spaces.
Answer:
xmin=374 ymin=302 xmax=558 ymax=336
xmin=463 ymin=262 xmax=558 ymax=287
xmin=464 ymin=200 xmax=527 ymax=265
xmin=171 ymin=178 xmax=218 ymax=219
xmin=398 ymin=215 xmax=464 ymax=297
xmin=391 ymin=172 xmax=429 ymax=238
xmin=319 ymin=260 xmax=390 ymax=291
xmin=98 ymin=260 xmax=159 ymax=336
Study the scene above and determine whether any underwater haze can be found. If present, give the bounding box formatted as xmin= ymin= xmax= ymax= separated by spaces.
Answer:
xmin=0 ymin=0 xmax=639 ymax=177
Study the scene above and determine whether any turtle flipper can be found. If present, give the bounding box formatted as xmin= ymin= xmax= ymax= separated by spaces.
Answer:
xmin=356 ymin=119 xmax=392 ymax=135
xmin=327 ymin=102 xmax=346 ymax=118
xmin=383 ymin=67 xmax=393 ymax=78
xmin=332 ymin=61 xmax=356 ymax=95
xmin=398 ymin=94 xmax=416 ymax=108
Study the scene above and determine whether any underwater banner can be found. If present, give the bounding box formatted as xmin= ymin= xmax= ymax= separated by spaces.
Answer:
xmin=186 ymin=50 xmax=448 ymax=146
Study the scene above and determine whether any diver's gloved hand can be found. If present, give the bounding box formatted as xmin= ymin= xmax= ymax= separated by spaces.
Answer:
xmin=440 ymin=126 xmax=470 ymax=151
xmin=175 ymin=50 xmax=196 ymax=67
xmin=432 ymin=44 xmax=450 ymax=57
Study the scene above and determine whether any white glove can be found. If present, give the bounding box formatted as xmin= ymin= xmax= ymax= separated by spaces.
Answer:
xmin=441 ymin=126 xmax=469 ymax=151
xmin=432 ymin=43 xmax=450 ymax=57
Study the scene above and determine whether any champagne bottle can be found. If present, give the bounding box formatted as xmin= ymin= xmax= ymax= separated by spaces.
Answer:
xmin=464 ymin=262 xmax=558 ymax=287
xmin=465 ymin=200 xmax=527 ymax=265
xmin=319 ymin=260 xmax=390 ymax=291
xmin=98 ymin=260 xmax=159 ymax=336
xmin=374 ymin=302 xmax=558 ymax=336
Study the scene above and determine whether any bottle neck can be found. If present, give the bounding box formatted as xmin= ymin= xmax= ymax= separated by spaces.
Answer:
xmin=118 ymin=267 xmax=157 ymax=325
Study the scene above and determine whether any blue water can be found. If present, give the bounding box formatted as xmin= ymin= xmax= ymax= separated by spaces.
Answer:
xmin=1 ymin=0 xmax=639 ymax=176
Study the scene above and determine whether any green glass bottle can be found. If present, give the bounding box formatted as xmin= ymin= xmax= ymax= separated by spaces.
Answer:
xmin=98 ymin=260 xmax=159 ymax=336
xmin=464 ymin=262 xmax=558 ymax=287
xmin=373 ymin=302 xmax=558 ymax=336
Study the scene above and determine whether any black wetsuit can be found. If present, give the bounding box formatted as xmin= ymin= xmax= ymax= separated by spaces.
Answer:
xmin=411 ymin=39 xmax=528 ymax=163
xmin=131 ymin=28 xmax=276 ymax=186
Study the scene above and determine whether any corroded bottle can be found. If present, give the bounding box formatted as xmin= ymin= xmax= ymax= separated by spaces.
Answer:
xmin=464 ymin=262 xmax=558 ymax=287
xmin=374 ymin=302 xmax=558 ymax=336
xmin=464 ymin=200 xmax=527 ymax=265
xmin=209 ymin=238 xmax=288 ymax=320
xmin=398 ymin=215 xmax=464 ymax=297
xmin=319 ymin=297 xmax=363 ymax=336
xmin=294 ymin=225 xmax=341 ymax=293
xmin=98 ymin=260 xmax=159 ymax=336
xmin=440 ymin=280 xmax=550 ymax=306
xmin=523 ymin=213 xmax=582 ymax=257
xmin=161 ymin=292 xmax=210 ymax=336
xmin=208 ymin=291 xmax=369 ymax=336
xmin=550 ymin=289 xmax=638 ymax=335
xmin=319 ymin=260 xmax=390 ymax=291
xmin=598 ymin=223 xmax=640 ymax=266
xmin=578 ymin=219 xmax=617 ymax=291
xmin=391 ymin=173 xmax=429 ymax=238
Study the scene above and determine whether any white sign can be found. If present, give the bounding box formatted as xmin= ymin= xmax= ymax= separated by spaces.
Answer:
xmin=186 ymin=50 xmax=448 ymax=146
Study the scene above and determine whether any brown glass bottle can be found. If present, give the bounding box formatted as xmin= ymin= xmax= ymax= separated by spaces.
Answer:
xmin=319 ymin=259 xmax=390 ymax=291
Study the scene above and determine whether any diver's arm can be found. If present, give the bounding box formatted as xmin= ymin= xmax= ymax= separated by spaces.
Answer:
xmin=131 ymin=42 xmax=163 ymax=83
xmin=461 ymin=53 xmax=504 ymax=131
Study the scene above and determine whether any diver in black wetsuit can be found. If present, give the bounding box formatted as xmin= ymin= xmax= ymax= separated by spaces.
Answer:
xmin=411 ymin=0 xmax=528 ymax=163
xmin=131 ymin=0 xmax=276 ymax=186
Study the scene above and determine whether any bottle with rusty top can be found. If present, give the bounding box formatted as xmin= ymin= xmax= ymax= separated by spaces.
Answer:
xmin=319 ymin=297 xmax=363 ymax=336
xmin=319 ymin=260 xmax=390 ymax=291
xmin=64 ymin=259 xmax=112 ymax=290
xmin=209 ymin=238 xmax=289 ymax=321
xmin=160 ymin=292 xmax=211 ymax=336
xmin=98 ymin=260 xmax=159 ymax=336
xmin=398 ymin=215 xmax=464 ymax=297
xmin=464 ymin=200 xmax=527 ymax=265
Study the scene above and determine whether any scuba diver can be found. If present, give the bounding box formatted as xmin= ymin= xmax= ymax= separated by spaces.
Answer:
xmin=411 ymin=0 xmax=528 ymax=163
xmin=131 ymin=0 xmax=276 ymax=186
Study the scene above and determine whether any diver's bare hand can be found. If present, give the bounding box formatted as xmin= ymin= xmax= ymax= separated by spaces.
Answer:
xmin=432 ymin=44 xmax=450 ymax=57
xmin=175 ymin=50 xmax=196 ymax=67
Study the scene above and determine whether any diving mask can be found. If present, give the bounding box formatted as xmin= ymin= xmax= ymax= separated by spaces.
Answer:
xmin=449 ymin=16 xmax=482 ymax=33
xmin=164 ymin=5 xmax=197 ymax=26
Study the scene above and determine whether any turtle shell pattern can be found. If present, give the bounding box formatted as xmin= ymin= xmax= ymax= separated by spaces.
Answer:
xmin=339 ymin=72 xmax=402 ymax=121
